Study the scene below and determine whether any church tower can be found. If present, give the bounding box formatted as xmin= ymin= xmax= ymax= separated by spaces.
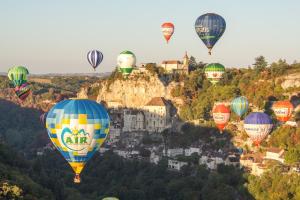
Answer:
xmin=182 ymin=51 xmax=189 ymax=74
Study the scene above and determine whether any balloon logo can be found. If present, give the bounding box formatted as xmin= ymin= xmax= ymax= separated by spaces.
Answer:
xmin=61 ymin=127 xmax=90 ymax=151
xmin=161 ymin=22 xmax=175 ymax=44
xmin=195 ymin=13 xmax=226 ymax=55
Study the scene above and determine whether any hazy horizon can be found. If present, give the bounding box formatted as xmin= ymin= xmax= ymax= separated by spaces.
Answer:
xmin=1 ymin=0 xmax=299 ymax=74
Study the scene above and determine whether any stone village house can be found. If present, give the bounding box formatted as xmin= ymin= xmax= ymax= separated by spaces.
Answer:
xmin=122 ymin=97 xmax=171 ymax=133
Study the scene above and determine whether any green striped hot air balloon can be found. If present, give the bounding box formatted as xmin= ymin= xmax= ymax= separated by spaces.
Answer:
xmin=204 ymin=63 xmax=225 ymax=84
xmin=7 ymin=66 xmax=29 ymax=87
xmin=117 ymin=51 xmax=136 ymax=76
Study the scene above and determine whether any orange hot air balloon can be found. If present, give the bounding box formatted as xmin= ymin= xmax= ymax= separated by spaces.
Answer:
xmin=212 ymin=104 xmax=231 ymax=133
xmin=272 ymin=101 xmax=294 ymax=122
xmin=161 ymin=22 xmax=175 ymax=43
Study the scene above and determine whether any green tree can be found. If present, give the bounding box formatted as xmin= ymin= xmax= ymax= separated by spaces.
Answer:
xmin=145 ymin=63 xmax=158 ymax=75
xmin=285 ymin=145 xmax=300 ymax=164
xmin=253 ymin=56 xmax=268 ymax=75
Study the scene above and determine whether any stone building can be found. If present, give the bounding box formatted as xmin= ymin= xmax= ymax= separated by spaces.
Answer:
xmin=161 ymin=52 xmax=189 ymax=74
xmin=143 ymin=97 xmax=171 ymax=133
xmin=264 ymin=147 xmax=285 ymax=163
xmin=123 ymin=109 xmax=145 ymax=132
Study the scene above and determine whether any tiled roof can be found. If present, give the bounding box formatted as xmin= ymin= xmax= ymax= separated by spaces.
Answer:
xmin=145 ymin=97 xmax=167 ymax=106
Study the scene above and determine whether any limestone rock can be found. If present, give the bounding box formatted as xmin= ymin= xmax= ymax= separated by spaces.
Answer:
xmin=96 ymin=74 xmax=181 ymax=109
xmin=281 ymin=73 xmax=300 ymax=89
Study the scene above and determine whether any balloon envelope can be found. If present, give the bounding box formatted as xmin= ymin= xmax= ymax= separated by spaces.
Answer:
xmin=161 ymin=22 xmax=175 ymax=43
xmin=117 ymin=51 xmax=136 ymax=76
xmin=212 ymin=104 xmax=230 ymax=133
xmin=272 ymin=101 xmax=293 ymax=122
xmin=204 ymin=63 xmax=225 ymax=84
xmin=195 ymin=13 xmax=226 ymax=54
xmin=46 ymin=99 xmax=110 ymax=183
xmin=244 ymin=112 xmax=273 ymax=146
xmin=231 ymin=96 xmax=249 ymax=118
xmin=8 ymin=66 xmax=29 ymax=87
xmin=14 ymin=82 xmax=31 ymax=101
xmin=87 ymin=50 xmax=103 ymax=70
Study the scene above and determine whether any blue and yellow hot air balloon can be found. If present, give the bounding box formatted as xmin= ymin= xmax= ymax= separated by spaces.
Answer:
xmin=231 ymin=96 xmax=249 ymax=119
xmin=46 ymin=99 xmax=110 ymax=183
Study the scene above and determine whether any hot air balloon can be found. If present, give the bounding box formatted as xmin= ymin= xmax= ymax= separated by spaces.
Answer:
xmin=40 ymin=112 xmax=48 ymax=127
xmin=46 ymin=99 xmax=110 ymax=183
xmin=272 ymin=101 xmax=293 ymax=122
xmin=87 ymin=50 xmax=103 ymax=71
xmin=231 ymin=96 xmax=249 ymax=119
xmin=8 ymin=66 xmax=29 ymax=87
xmin=14 ymin=82 xmax=31 ymax=101
xmin=212 ymin=104 xmax=230 ymax=133
xmin=195 ymin=13 xmax=226 ymax=55
xmin=161 ymin=22 xmax=175 ymax=44
xmin=117 ymin=51 xmax=136 ymax=76
xmin=244 ymin=112 xmax=273 ymax=146
xmin=204 ymin=63 xmax=225 ymax=84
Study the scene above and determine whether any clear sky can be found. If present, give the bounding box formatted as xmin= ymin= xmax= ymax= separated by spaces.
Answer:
xmin=0 ymin=0 xmax=299 ymax=74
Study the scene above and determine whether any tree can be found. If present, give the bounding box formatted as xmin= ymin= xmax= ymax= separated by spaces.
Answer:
xmin=0 ymin=182 xmax=23 ymax=200
xmin=145 ymin=63 xmax=158 ymax=75
xmin=253 ymin=56 xmax=268 ymax=75
xmin=285 ymin=145 xmax=300 ymax=164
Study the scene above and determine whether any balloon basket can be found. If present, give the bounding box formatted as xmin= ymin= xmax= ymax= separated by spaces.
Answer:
xmin=74 ymin=174 xmax=81 ymax=184
xmin=208 ymin=48 xmax=212 ymax=55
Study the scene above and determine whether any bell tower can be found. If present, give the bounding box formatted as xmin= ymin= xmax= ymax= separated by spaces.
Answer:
xmin=182 ymin=51 xmax=189 ymax=74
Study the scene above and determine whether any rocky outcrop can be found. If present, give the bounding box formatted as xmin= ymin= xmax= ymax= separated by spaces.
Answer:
xmin=95 ymin=74 xmax=182 ymax=109
xmin=280 ymin=73 xmax=300 ymax=89
xmin=77 ymin=87 xmax=89 ymax=99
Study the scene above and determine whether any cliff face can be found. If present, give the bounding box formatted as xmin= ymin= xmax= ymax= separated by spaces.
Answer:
xmin=95 ymin=74 xmax=182 ymax=108
xmin=280 ymin=73 xmax=300 ymax=89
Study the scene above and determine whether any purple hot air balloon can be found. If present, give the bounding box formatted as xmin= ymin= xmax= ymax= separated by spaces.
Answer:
xmin=244 ymin=112 xmax=273 ymax=146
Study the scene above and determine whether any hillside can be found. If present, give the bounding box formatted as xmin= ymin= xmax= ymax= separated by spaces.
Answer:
xmin=1 ymin=57 xmax=300 ymax=199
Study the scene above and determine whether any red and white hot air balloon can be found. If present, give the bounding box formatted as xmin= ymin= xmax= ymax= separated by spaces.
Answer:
xmin=212 ymin=104 xmax=230 ymax=133
xmin=272 ymin=101 xmax=294 ymax=122
xmin=161 ymin=22 xmax=175 ymax=44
